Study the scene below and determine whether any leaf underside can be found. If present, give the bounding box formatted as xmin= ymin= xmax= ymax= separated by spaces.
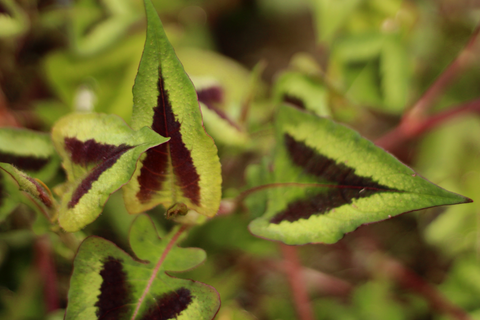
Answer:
xmin=123 ymin=0 xmax=221 ymax=218
xmin=65 ymin=214 xmax=220 ymax=320
xmin=52 ymin=112 xmax=168 ymax=232
xmin=249 ymin=105 xmax=471 ymax=245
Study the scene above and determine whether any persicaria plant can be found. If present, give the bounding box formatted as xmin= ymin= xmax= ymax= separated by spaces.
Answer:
xmin=0 ymin=0 xmax=475 ymax=319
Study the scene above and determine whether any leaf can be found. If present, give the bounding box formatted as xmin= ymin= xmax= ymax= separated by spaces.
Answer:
xmin=331 ymin=33 xmax=411 ymax=114
xmin=65 ymin=214 xmax=220 ymax=320
xmin=123 ymin=0 xmax=222 ymax=218
xmin=0 ymin=168 xmax=21 ymax=220
xmin=51 ymin=113 xmax=168 ymax=232
xmin=0 ymin=164 xmax=55 ymax=220
xmin=70 ymin=0 xmax=141 ymax=56
xmin=44 ymin=33 xmax=145 ymax=122
xmin=312 ymin=0 xmax=361 ymax=44
xmin=0 ymin=127 xmax=59 ymax=220
xmin=0 ymin=127 xmax=59 ymax=181
xmin=0 ymin=0 xmax=29 ymax=38
xmin=195 ymin=78 xmax=249 ymax=147
xmin=380 ymin=35 xmax=409 ymax=113
xmin=273 ymin=71 xmax=330 ymax=117
xmin=248 ymin=105 xmax=472 ymax=245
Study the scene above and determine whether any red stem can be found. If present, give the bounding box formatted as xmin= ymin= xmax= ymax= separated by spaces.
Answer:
xmin=407 ymin=24 xmax=480 ymax=118
xmin=280 ymin=244 xmax=315 ymax=320
xmin=130 ymin=225 xmax=187 ymax=320
xmin=376 ymin=24 xmax=480 ymax=152
xmin=376 ymin=97 xmax=480 ymax=150
xmin=380 ymin=258 xmax=474 ymax=320
xmin=34 ymin=235 xmax=59 ymax=314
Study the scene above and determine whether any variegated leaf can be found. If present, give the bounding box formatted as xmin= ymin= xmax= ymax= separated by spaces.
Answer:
xmin=123 ymin=0 xmax=221 ymax=218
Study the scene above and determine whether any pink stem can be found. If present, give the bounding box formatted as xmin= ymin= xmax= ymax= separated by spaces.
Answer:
xmin=280 ymin=244 xmax=315 ymax=320
xmin=130 ymin=225 xmax=187 ymax=320
xmin=407 ymin=24 xmax=480 ymax=118
xmin=380 ymin=258 xmax=474 ymax=320
xmin=34 ymin=235 xmax=59 ymax=313
xmin=376 ymin=97 xmax=480 ymax=151
xmin=376 ymin=24 xmax=480 ymax=152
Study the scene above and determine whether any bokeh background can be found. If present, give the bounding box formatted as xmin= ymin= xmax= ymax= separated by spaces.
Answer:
xmin=1 ymin=0 xmax=480 ymax=319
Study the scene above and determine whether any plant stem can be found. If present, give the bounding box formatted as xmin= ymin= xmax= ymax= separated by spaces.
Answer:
xmin=379 ymin=257 xmax=474 ymax=320
xmin=130 ymin=225 xmax=188 ymax=320
xmin=280 ymin=244 xmax=315 ymax=320
xmin=376 ymin=97 xmax=480 ymax=150
xmin=407 ymin=24 xmax=480 ymax=118
xmin=376 ymin=24 xmax=480 ymax=152
xmin=34 ymin=235 xmax=59 ymax=313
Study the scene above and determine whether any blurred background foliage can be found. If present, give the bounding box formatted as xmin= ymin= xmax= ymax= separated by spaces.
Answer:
xmin=0 ymin=0 xmax=480 ymax=319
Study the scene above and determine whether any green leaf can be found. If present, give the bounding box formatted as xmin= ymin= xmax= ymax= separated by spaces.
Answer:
xmin=65 ymin=214 xmax=220 ymax=319
xmin=51 ymin=113 xmax=168 ymax=232
xmin=0 ymin=127 xmax=59 ymax=181
xmin=0 ymin=127 xmax=59 ymax=220
xmin=44 ymin=33 xmax=145 ymax=122
xmin=0 ymin=164 xmax=56 ymax=221
xmin=331 ymin=33 xmax=410 ymax=113
xmin=70 ymin=0 xmax=141 ymax=56
xmin=312 ymin=0 xmax=361 ymax=44
xmin=0 ymin=168 xmax=22 ymax=220
xmin=194 ymin=78 xmax=249 ymax=147
xmin=380 ymin=35 xmax=409 ymax=112
xmin=248 ymin=105 xmax=471 ymax=245
xmin=273 ymin=71 xmax=330 ymax=117
xmin=123 ymin=0 xmax=222 ymax=218
xmin=0 ymin=0 xmax=29 ymax=38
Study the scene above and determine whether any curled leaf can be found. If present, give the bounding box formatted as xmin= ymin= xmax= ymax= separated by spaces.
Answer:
xmin=52 ymin=113 xmax=168 ymax=232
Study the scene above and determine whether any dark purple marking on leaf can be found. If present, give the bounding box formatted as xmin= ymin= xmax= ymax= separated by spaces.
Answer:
xmin=197 ymin=86 xmax=223 ymax=105
xmin=197 ymin=86 xmax=243 ymax=131
xmin=136 ymin=71 xmax=201 ymax=205
xmin=67 ymin=144 xmax=132 ymax=208
xmin=26 ymin=176 xmax=53 ymax=208
xmin=270 ymin=134 xmax=396 ymax=224
xmin=140 ymin=287 xmax=193 ymax=320
xmin=64 ymin=137 xmax=120 ymax=167
xmin=282 ymin=94 xmax=306 ymax=110
xmin=0 ymin=151 xmax=50 ymax=172
xmin=95 ymin=256 xmax=132 ymax=320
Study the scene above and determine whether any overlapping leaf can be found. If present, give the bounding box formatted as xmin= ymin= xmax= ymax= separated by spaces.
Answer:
xmin=123 ymin=0 xmax=221 ymax=217
xmin=195 ymin=78 xmax=249 ymax=147
xmin=66 ymin=214 xmax=220 ymax=320
xmin=0 ymin=128 xmax=59 ymax=220
xmin=51 ymin=113 xmax=168 ymax=232
xmin=249 ymin=105 xmax=471 ymax=245
xmin=0 ymin=164 xmax=55 ymax=220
